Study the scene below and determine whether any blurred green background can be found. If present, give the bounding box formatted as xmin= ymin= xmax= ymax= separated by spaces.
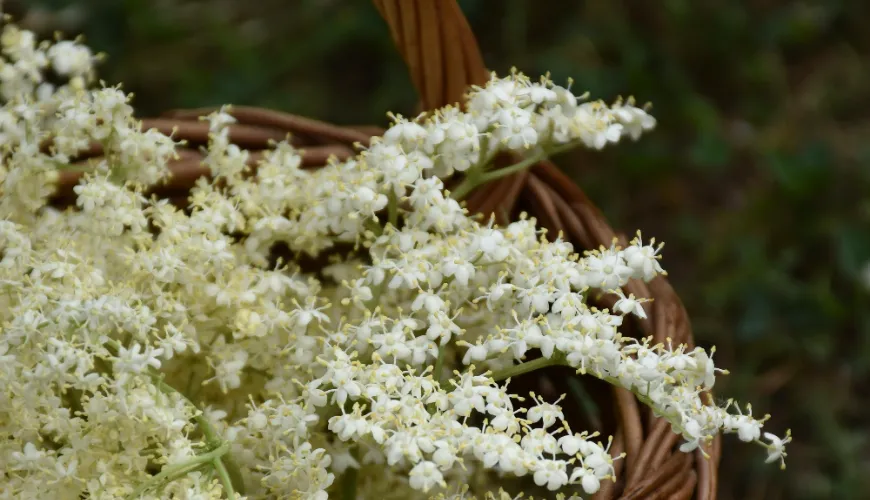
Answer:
xmin=10 ymin=0 xmax=870 ymax=498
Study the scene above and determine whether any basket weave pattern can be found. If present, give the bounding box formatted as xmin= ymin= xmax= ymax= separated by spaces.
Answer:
xmin=52 ymin=1 xmax=721 ymax=498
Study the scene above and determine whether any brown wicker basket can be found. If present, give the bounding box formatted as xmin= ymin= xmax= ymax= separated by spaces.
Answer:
xmin=52 ymin=1 xmax=721 ymax=498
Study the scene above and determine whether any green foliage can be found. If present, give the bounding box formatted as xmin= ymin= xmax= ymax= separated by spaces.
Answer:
xmin=15 ymin=0 xmax=870 ymax=498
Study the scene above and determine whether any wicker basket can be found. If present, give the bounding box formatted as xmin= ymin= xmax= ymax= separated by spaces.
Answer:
xmin=52 ymin=1 xmax=721 ymax=498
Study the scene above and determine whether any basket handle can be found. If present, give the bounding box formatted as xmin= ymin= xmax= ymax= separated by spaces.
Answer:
xmin=372 ymin=0 xmax=489 ymax=110
xmin=372 ymin=0 xmax=530 ymax=223
xmin=371 ymin=2 xmax=720 ymax=499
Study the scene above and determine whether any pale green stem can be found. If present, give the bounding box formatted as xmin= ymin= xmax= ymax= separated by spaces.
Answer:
xmin=450 ymin=142 xmax=576 ymax=201
xmin=53 ymin=162 xmax=95 ymax=172
xmin=433 ymin=345 xmax=447 ymax=385
xmin=98 ymin=335 xmax=246 ymax=500
xmin=212 ymin=457 xmax=237 ymax=500
xmin=449 ymin=165 xmax=485 ymax=201
xmin=126 ymin=442 xmax=229 ymax=499
xmin=365 ymin=219 xmax=383 ymax=237
xmin=489 ymin=355 xmax=565 ymax=382
xmin=489 ymin=354 xmax=690 ymax=439
xmin=341 ymin=448 xmax=360 ymax=500
xmin=363 ymin=279 xmax=387 ymax=313
xmin=568 ymin=376 xmax=602 ymax=432
xmin=148 ymin=374 xmax=244 ymax=497
xmin=387 ymin=191 xmax=399 ymax=228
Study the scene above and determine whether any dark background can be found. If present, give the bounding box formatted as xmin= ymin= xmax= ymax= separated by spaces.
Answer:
xmin=10 ymin=1 xmax=870 ymax=498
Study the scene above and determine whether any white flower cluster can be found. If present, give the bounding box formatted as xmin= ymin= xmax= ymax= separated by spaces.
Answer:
xmin=0 ymin=24 xmax=95 ymax=100
xmin=0 ymin=23 xmax=788 ymax=500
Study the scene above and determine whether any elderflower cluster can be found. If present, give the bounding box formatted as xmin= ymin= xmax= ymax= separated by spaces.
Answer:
xmin=0 ymin=22 xmax=788 ymax=500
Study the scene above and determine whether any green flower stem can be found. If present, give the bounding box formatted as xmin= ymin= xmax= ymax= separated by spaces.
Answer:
xmin=434 ymin=345 xmax=447 ymax=385
xmin=449 ymin=165 xmax=486 ymax=201
xmin=490 ymin=355 xmax=648 ymax=404
xmin=489 ymin=355 xmax=566 ymax=382
xmin=387 ymin=190 xmax=399 ymax=227
xmin=148 ymin=373 xmax=245 ymax=497
xmin=449 ymin=142 xmax=576 ymax=201
xmin=216 ymin=453 xmax=244 ymax=497
xmin=568 ymin=376 xmax=602 ymax=432
xmin=126 ymin=442 xmax=229 ymax=499
xmin=363 ymin=279 xmax=387 ymax=313
xmin=488 ymin=354 xmax=693 ymax=445
xmin=52 ymin=162 xmax=95 ymax=172
xmin=212 ymin=456 xmax=237 ymax=500
xmin=341 ymin=448 xmax=360 ymax=500
xmin=365 ymin=219 xmax=383 ymax=237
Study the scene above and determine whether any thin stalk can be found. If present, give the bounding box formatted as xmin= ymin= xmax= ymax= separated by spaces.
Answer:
xmin=126 ymin=442 xmax=229 ymax=499
xmin=488 ymin=355 xmax=690 ymax=441
xmin=387 ymin=191 xmax=399 ymax=228
xmin=434 ymin=345 xmax=447 ymax=385
xmin=450 ymin=167 xmax=483 ymax=201
xmin=148 ymin=374 xmax=245 ymax=496
xmin=97 ymin=344 xmax=245 ymax=500
xmin=363 ymin=279 xmax=387 ymax=313
xmin=341 ymin=448 xmax=360 ymax=500
xmin=450 ymin=142 xmax=575 ymax=201
xmin=365 ymin=218 xmax=383 ymax=237
xmin=567 ymin=376 xmax=602 ymax=432
xmin=212 ymin=457 xmax=237 ymax=500
xmin=489 ymin=355 xmax=565 ymax=382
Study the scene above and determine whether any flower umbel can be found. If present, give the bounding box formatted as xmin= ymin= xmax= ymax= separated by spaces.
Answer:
xmin=0 ymin=22 xmax=787 ymax=500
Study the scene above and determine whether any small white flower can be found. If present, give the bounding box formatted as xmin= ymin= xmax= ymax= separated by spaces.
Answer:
xmin=115 ymin=343 xmax=164 ymax=374
xmin=10 ymin=442 xmax=46 ymax=470
xmin=47 ymin=40 xmax=93 ymax=76
xmin=613 ymin=101 xmax=657 ymax=140
xmin=585 ymin=252 xmax=633 ymax=290
xmin=763 ymin=431 xmax=791 ymax=467
xmin=209 ymin=348 xmax=248 ymax=392
xmin=613 ymin=290 xmax=648 ymax=319
xmin=383 ymin=116 xmax=428 ymax=147
xmin=527 ymin=398 xmax=564 ymax=429
xmin=408 ymin=460 xmax=445 ymax=492
xmin=533 ymin=460 xmax=569 ymax=491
